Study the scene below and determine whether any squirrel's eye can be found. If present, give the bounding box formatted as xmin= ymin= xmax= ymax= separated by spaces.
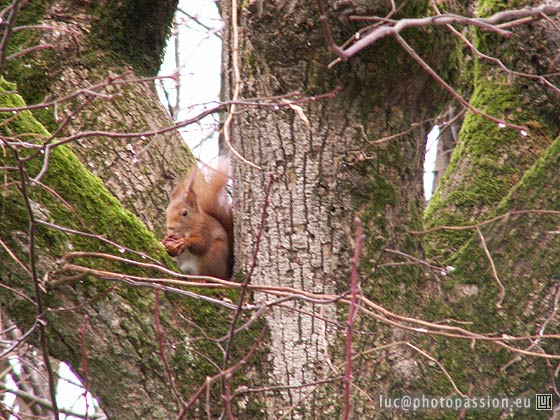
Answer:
xmin=182 ymin=210 xmax=188 ymax=217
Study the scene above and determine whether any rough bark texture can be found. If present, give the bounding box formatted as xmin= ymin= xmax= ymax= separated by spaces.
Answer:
xmin=224 ymin=0 xmax=560 ymax=418
xmin=425 ymin=0 xmax=560 ymax=256
xmin=4 ymin=0 xmax=191 ymax=237
xmin=224 ymin=0 xmax=453 ymax=417
xmin=420 ymin=1 xmax=560 ymax=419
xmin=0 ymin=80 xmax=177 ymax=417
xmin=0 ymin=1 xmax=238 ymax=419
xmin=3 ymin=0 xmax=560 ymax=418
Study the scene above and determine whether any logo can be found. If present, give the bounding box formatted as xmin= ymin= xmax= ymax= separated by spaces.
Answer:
xmin=535 ymin=394 xmax=552 ymax=411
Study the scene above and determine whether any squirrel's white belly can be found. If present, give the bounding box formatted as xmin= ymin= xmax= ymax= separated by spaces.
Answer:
xmin=175 ymin=250 xmax=201 ymax=275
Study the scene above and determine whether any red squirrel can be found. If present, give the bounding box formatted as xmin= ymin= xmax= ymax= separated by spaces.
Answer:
xmin=162 ymin=158 xmax=233 ymax=279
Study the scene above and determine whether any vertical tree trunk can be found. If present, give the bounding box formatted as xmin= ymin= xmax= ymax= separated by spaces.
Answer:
xmin=425 ymin=0 xmax=560 ymax=255
xmin=223 ymin=0 xmax=452 ymax=416
xmin=0 ymin=1 xmax=223 ymax=418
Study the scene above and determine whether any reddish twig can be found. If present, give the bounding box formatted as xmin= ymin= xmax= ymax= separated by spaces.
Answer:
xmin=221 ymin=172 xmax=275 ymax=411
xmin=186 ymin=325 xmax=268 ymax=411
xmin=394 ymin=34 xmax=528 ymax=134
xmin=15 ymin=151 xmax=60 ymax=419
xmin=0 ymin=236 xmax=32 ymax=278
xmin=31 ymin=93 xmax=102 ymax=182
xmin=316 ymin=1 xmax=560 ymax=134
xmin=0 ymin=0 xmax=24 ymax=71
xmin=0 ymin=73 xmax=175 ymax=113
xmin=502 ymin=280 xmax=560 ymax=372
xmin=60 ymin=252 xmax=560 ymax=359
xmin=153 ymin=289 xmax=187 ymax=418
xmin=223 ymin=378 xmax=234 ymax=420
xmin=79 ymin=315 xmax=90 ymax=420
xmin=0 ymin=319 xmax=40 ymax=359
xmin=410 ymin=209 xmax=560 ymax=235
xmin=6 ymin=43 xmax=55 ymax=61
xmin=475 ymin=226 xmax=505 ymax=308
xmin=343 ymin=217 xmax=364 ymax=420
xmin=318 ymin=2 xmax=560 ymax=61
xmin=431 ymin=3 xmax=560 ymax=96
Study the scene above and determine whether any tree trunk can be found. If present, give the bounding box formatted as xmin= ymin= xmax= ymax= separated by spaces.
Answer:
xmin=4 ymin=0 xmax=560 ymax=418
xmin=420 ymin=1 xmax=560 ymax=418
xmin=225 ymin=0 xmax=560 ymax=418
xmin=0 ymin=1 xmax=245 ymax=419
xmin=4 ymin=0 xmax=191 ymax=236
xmin=0 ymin=79 xmax=178 ymax=418
xmin=224 ymin=0 xmax=454 ymax=417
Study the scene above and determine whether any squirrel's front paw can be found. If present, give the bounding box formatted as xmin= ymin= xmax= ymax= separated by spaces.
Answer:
xmin=162 ymin=235 xmax=185 ymax=257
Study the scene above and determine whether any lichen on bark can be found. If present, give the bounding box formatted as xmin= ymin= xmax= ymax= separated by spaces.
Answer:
xmin=416 ymin=2 xmax=560 ymax=417
xmin=0 ymin=77 xmax=179 ymax=417
xmin=225 ymin=0 xmax=460 ymax=417
xmin=425 ymin=0 xmax=560 ymax=258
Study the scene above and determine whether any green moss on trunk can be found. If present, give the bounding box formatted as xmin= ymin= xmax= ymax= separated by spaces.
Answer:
xmin=90 ymin=0 xmax=179 ymax=75
xmin=416 ymin=135 xmax=560 ymax=419
xmin=0 ymin=78 xmax=265 ymax=418
xmin=424 ymin=0 xmax=558 ymax=258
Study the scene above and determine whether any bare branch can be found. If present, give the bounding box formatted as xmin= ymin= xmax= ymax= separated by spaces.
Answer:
xmin=15 ymin=152 xmax=60 ymax=419
xmin=395 ymin=34 xmax=528 ymax=134
xmin=320 ymin=3 xmax=560 ymax=61
xmin=476 ymin=226 xmax=506 ymax=308
xmin=343 ymin=218 xmax=364 ymax=420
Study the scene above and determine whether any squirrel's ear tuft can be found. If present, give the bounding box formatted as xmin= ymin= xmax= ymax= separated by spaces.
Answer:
xmin=184 ymin=189 xmax=199 ymax=210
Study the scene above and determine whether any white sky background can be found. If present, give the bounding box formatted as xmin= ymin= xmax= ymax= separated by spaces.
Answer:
xmin=424 ymin=126 xmax=440 ymax=200
xmin=157 ymin=0 xmax=222 ymax=163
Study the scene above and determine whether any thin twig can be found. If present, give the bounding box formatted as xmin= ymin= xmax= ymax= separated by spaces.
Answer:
xmin=222 ymin=0 xmax=261 ymax=169
xmin=343 ymin=217 xmax=363 ymax=420
xmin=476 ymin=226 xmax=505 ymax=308
xmin=431 ymin=3 xmax=560 ymax=96
xmin=185 ymin=325 xmax=268 ymax=410
xmin=16 ymin=152 xmax=60 ymax=419
xmin=0 ymin=0 xmax=24 ymax=70
xmin=321 ymin=3 xmax=560 ymax=60
xmin=6 ymin=43 xmax=55 ymax=61
xmin=395 ymin=34 xmax=528 ymax=134
xmin=153 ymin=289 xmax=188 ymax=416
xmin=0 ymin=236 xmax=32 ymax=277
xmin=410 ymin=209 xmax=560 ymax=235
xmin=59 ymin=252 xmax=560 ymax=360
xmin=0 ymin=382 xmax=106 ymax=419
xmin=79 ymin=315 xmax=90 ymax=420
xmin=221 ymin=172 xmax=274 ymax=407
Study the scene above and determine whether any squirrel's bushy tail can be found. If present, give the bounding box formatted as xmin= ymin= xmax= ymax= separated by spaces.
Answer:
xmin=197 ymin=157 xmax=233 ymax=248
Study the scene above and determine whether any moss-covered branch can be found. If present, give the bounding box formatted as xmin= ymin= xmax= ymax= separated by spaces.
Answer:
xmin=0 ymin=77 xmax=179 ymax=417
xmin=425 ymin=0 xmax=560 ymax=258
xmin=0 ymin=79 xmax=266 ymax=418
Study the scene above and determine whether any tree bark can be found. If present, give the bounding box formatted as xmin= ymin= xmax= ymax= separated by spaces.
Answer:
xmin=4 ymin=0 xmax=560 ymax=418
xmin=224 ymin=0 xmax=560 ymax=418
xmin=421 ymin=1 xmax=560 ymax=419
xmin=4 ymin=0 xmax=191 ymax=236
xmin=224 ymin=0 xmax=454 ymax=417
xmin=425 ymin=0 xmax=560 ymax=256
xmin=0 ymin=1 xmax=235 ymax=419
xmin=0 ymin=79 xmax=177 ymax=418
